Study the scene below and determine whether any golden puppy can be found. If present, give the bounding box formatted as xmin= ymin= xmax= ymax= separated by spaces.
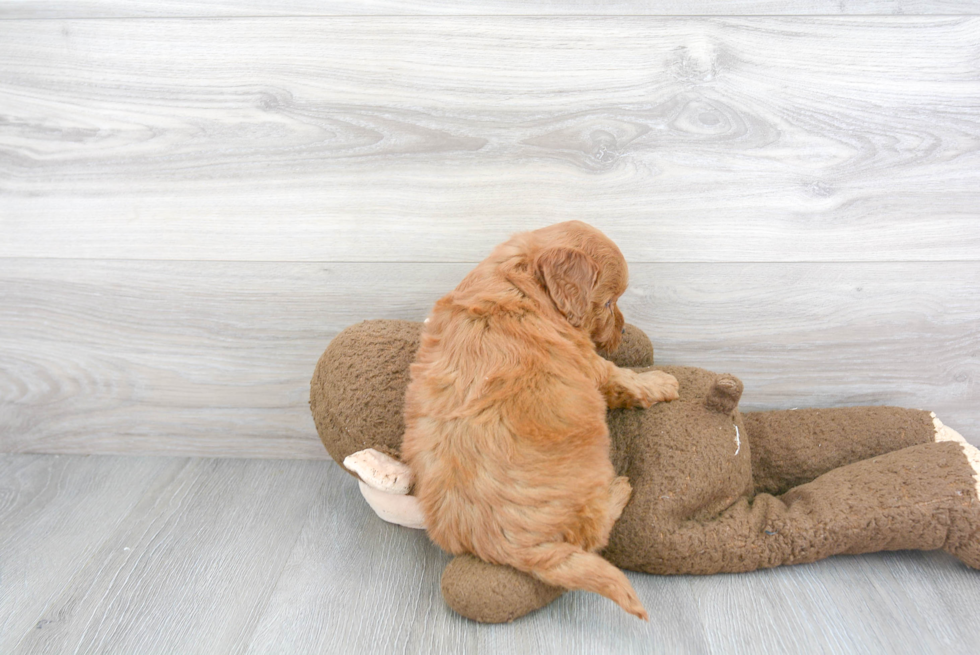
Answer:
xmin=401 ymin=221 xmax=679 ymax=620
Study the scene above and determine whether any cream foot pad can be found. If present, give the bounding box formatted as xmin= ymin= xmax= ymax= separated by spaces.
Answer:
xmin=933 ymin=413 xmax=980 ymax=498
xmin=344 ymin=448 xmax=427 ymax=530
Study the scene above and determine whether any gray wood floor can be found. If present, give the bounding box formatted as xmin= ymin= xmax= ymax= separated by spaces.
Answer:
xmin=3 ymin=452 xmax=980 ymax=655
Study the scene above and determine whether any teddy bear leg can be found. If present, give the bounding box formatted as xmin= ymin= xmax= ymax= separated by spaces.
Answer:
xmin=742 ymin=407 xmax=939 ymax=496
xmin=441 ymin=554 xmax=565 ymax=623
xmin=934 ymin=430 xmax=980 ymax=567
xmin=637 ymin=440 xmax=980 ymax=575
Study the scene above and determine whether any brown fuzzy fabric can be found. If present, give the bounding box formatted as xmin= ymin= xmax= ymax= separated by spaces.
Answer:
xmin=310 ymin=320 xmax=652 ymax=477
xmin=311 ymin=320 xmax=980 ymax=623
xmin=310 ymin=319 xmax=421 ymax=474
xmin=605 ymin=366 xmax=754 ymax=525
xmin=603 ymin=371 xmax=971 ymax=575
xmin=600 ymin=322 xmax=654 ymax=369
xmin=441 ymin=555 xmax=565 ymax=623
xmin=744 ymin=407 xmax=937 ymax=496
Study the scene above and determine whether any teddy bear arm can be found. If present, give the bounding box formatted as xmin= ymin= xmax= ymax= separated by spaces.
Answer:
xmin=356 ymin=481 xmax=427 ymax=530
xmin=343 ymin=448 xmax=427 ymax=529
xmin=344 ymin=447 xmax=413 ymax=494
xmin=742 ymin=407 xmax=937 ymax=496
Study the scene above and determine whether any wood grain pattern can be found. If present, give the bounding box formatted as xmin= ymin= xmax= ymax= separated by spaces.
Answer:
xmin=246 ymin=466 xmax=708 ymax=654
xmin=242 ymin=459 xmax=473 ymax=655
xmin=1 ymin=259 xmax=976 ymax=458
xmin=2 ymin=18 xmax=978 ymax=262
xmin=2 ymin=8 xmax=978 ymax=653
xmin=690 ymin=552 xmax=980 ymax=653
xmin=3 ymin=0 xmax=979 ymax=18
xmin=5 ymin=453 xmax=980 ymax=654
xmin=0 ymin=455 xmax=173 ymax=653
xmin=12 ymin=457 xmax=327 ymax=655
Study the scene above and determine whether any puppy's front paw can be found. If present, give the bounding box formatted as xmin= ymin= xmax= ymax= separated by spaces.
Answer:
xmin=603 ymin=367 xmax=680 ymax=409
xmin=633 ymin=370 xmax=679 ymax=407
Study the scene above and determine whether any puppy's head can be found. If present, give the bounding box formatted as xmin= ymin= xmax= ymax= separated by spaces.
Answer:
xmin=531 ymin=221 xmax=628 ymax=353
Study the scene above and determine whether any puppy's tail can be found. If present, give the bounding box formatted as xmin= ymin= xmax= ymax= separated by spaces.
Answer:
xmin=502 ymin=542 xmax=648 ymax=620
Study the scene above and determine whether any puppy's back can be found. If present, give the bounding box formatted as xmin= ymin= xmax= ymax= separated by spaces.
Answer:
xmin=402 ymin=279 xmax=647 ymax=619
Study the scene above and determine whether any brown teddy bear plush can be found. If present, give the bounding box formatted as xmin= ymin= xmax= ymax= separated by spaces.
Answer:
xmin=311 ymin=319 xmax=980 ymax=623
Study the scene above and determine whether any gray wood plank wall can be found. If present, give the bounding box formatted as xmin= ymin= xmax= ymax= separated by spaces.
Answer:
xmin=1 ymin=3 xmax=978 ymax=457
xmin=3 ymin=1 xmax=980 ymax=18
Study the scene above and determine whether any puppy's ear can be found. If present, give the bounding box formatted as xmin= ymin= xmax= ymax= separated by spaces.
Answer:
xmin=535 ymin=247 xmax=598 ymax=327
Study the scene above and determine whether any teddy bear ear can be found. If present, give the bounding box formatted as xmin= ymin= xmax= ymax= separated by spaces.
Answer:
xmin=534 ymin=247 xmax=598 ymax=327
xmin=705 ymin=374 xmax=743 ymax=414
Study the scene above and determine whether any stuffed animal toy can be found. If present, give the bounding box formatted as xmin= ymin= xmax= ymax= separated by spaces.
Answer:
xmin=311 ymin=319 xmax=980 ymax=623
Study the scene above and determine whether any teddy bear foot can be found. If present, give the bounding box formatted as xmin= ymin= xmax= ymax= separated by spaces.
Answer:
xmin=441 ymin=554 xmax=564 ymax=623
xmin=933 ymin=416 xmax=980 ymax=569
xmin=947 ymin=525 xmax=980 ymax=570
xmin=344 ymin=448 xmax=427 ymax=530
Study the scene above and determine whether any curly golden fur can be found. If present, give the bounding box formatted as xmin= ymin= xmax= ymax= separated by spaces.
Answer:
xmin=401 ymin=221 xmax=679 ymax=620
